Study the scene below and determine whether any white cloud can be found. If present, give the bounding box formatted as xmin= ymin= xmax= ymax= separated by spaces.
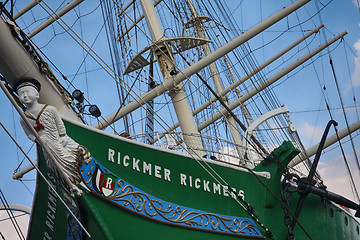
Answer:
xmin=318 ymin=153 xmax=360 ymax=203
xmin=297 ymin=121 xmax=323 ymax=148
xmin=349 ymin=37 xmax=360 ymax=91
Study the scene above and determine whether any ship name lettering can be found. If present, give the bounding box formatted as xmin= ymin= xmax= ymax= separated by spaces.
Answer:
xmin=223 ymin=185 xmax=229 ymax=197
xmin=123 ymin=155 xmax=129 ymax=167
xmin=213 ymin=183 xmax=221 ymax=195
xmin=143 ymin=162 xmax=151 ymax=175
xmin=133 ymin=158 xmax=140 ymax=171
xmin=195 ymin=178 xmax=201 ymax=189
xmin=180 ymin=173 xmax=245 ymax=200
xmin=43 ymin=232 xmax=52 ymax=240
xmin=203 ymin=180 xmax=210 ymax=192
xmin=44 ymin=173 xmax=58 ymax=236
xmin=107 ymin=149 xmax=244 ymax=199
xmin=108 ymin=148 xmax=171 ymax=182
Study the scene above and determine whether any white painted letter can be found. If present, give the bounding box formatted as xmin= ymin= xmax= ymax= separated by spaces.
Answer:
xmin=44 ymin=232 xmax=52 ymax=240
xmin=45 ymin=220 xmax=54 ymax=231
xmin=213 ymin=183 xmax=221 ymax=195
xmin=117 ymin=152 xmax=121 ymax=165
xmin=133 ymin=158 xmax=140 ymax=171
xmin=154 ymin=165 xmax=161 ymax=179
xmin=108 ymin=148 xmax=115 ymax=162
xmin=106 ymin=178 xmax=113 ymax=189
xmin=180 ymin=174 xmax=187 ymax=186
xmin=164 ymin=168 xmax=171 ymax=182
xmin=230 ymin=187 xmax=237 ymax=199
xmin=223 ymin=185 xmax=229 ymax=197
xmin=143 ymin=162 xmax=152 ymax=175
xmin=203 ymin=180 xmax=210 ymax=192
xmin=123 ymin=155 xmax=129 ymax=167
xmin=195 ymin=178 xmax=201 ymax=189
xmin=238 ymin=190 xmax=245 ymax=200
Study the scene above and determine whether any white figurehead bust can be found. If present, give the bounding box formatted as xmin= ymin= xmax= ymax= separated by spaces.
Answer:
xmin=14 ymin=77 xmax=85 ymax=186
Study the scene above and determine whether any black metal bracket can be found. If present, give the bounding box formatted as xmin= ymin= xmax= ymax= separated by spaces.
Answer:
xmin=297 ymin=181 xmax=360 ymax=217
xmin=294 ymin=118 xmax=360 ymax=217
xmin=287 ymin=120 xmax=338 ymax=238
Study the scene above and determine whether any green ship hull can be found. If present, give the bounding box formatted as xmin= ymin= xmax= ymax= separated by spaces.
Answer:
xmin=26 ymin=119 xmax=360 ymax=239
xmin=0 ymin=1 xmax=359 ymax=240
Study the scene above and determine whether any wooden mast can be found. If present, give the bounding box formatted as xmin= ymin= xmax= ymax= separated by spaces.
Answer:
xmin=139 ymin=0 xmax=204 ymax=155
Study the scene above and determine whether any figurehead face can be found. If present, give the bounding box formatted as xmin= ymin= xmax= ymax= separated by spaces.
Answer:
xmin=13 ymin=78 xmax=41 ymax=106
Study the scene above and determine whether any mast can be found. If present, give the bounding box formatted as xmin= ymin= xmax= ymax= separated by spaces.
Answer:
xmin=145 ymin=53 xmax=155 ymax=144
xmin=197 ymin=31 xmax=348 ymax=132
xmin=193 ymin=24 xmax=325 ymax=122
xmin=27 ymin=0 xmax=84 ymax=38
xmin=94 ymin=0 xmax=311 ymax=130
xmin=0 ymin=14 xmax=80 ymax=121
xmin=139 ymin=0 xmax=204 ymax=155
xmin=151 ymin=24 xmax=325 ymax=143
xmin=186 ymin=0 xmax=243 ymax=161
xmin=289 ymin=120 xmax=360 ymax=167
xmin=13 ymin=0 xmax=42 ymax=20
xmin=216 ymin=36 xmax=253 ymax=128
xmin=117 ymin=0 xmax=163 ymax=41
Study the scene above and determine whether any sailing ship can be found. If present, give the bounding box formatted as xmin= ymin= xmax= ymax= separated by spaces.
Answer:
xmin=0 ymin=0 xmax=359 ymax=239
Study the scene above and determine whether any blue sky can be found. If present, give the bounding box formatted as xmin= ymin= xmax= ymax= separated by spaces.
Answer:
xmin=0 ymin=0 xmax=360 ymax=237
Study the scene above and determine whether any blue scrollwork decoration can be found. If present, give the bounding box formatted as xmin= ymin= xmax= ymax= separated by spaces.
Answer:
xmin=79 ymin=158 xmax=263 ymax=238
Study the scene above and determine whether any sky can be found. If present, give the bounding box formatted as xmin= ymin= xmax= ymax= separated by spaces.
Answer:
xmin=0 ymin=0 xmax=360 ymax=238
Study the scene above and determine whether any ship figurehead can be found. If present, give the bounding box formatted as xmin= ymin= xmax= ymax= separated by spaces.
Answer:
xmin=14 ymin=77 xmax=91 ymax=194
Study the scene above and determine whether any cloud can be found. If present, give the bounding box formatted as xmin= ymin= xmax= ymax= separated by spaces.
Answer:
xmin=318 ymin=152 xmax=360 ymax=203
xmin=349 ymin=37 xmax=360 ymax=90
xmin=297 ymin=121 xmax=323 ymax=148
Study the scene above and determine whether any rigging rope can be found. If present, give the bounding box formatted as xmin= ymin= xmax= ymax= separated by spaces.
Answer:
xmin=343 ymin=42 xmax=360 ymax=122
xmin=311 ymin=2 xmax=360 ymax=201
xmin=0 ymin=189 xmax=25 ymax=240
xmin=204 ymin=0 xmax=294 ymax=151
xmin=101 ymin=0 xmax=131 ymax=133
xmin=30 ymin=0 xmax=260 ymax=184
xmin=36 ymin=0 xmax=195 ymax=137
xmin=106 ymin=4 xmax=287 ymax=235
xmin=114 ymin=0 xmax=253 ymax=142
xmin=0 ymin=213 xmax=27 ymax=223
xmin=8 ymin=1 xmax=358 ymax=238
xmin=0 ymin=120 xmax=93 ymax=239
xmin=328 ymin=57 xmax=360 ymax=202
